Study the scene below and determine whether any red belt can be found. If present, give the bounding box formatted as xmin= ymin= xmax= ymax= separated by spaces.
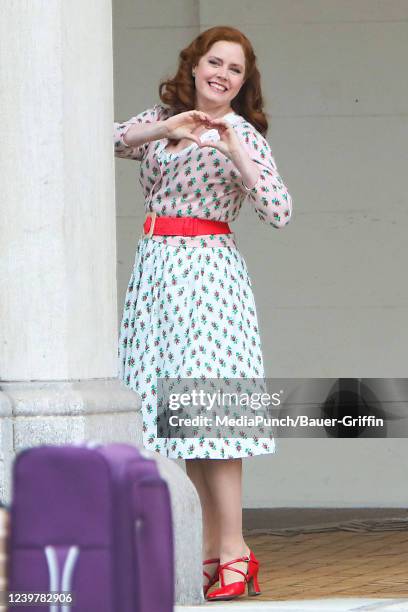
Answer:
xmin=142 ymin=212 xmax=231 ymax=238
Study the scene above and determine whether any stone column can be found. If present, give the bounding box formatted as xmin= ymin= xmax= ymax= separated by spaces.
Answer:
xmin=0 ymin=0 xmax=140 ymax=494
xmin=0 ymin=1 xmax=202 ymax=603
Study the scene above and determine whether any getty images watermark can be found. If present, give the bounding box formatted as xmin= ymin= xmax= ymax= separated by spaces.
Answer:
xmin=155 ymin=378 xmax=408 ymax=439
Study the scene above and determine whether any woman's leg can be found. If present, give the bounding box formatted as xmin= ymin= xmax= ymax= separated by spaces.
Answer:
xmin=201 ymin=458 xmax=251 ymax=585
xmin=185 ymin=459 xmax=220 ymax=587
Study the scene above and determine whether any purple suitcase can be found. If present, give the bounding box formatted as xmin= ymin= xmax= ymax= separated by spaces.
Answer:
xmin=8 ymin=443 xmax=174 ymax=611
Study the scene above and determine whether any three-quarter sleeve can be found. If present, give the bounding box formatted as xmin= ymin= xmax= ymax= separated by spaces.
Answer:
xmin=237 ymin=125 xmax=293 ymax=229
xmin=113 ymin=104 xmax=164 ymax=161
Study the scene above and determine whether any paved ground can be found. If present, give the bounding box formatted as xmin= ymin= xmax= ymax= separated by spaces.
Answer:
xmin=176 ymin=527 xmax=408 ymax=611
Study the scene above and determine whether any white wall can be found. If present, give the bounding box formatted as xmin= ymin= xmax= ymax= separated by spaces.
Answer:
xmin=113 ymin=1 xmax=408 ymax=507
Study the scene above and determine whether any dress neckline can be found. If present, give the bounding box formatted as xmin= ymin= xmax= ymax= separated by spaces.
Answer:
xmin=160 ymin=111 xmax=239 ymax=158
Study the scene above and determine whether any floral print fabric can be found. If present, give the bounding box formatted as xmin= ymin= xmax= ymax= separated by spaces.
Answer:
xmin=118 ymin=237 xmax=276 ymax=459
xmin=114 ymin=104 xmax=293 ymax=459
xmin=113 ymin=104 xmax=293 ymax=248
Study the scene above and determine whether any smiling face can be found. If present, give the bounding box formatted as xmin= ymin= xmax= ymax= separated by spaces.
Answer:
xmin=193 ymin=40 xmax=246 ymax=115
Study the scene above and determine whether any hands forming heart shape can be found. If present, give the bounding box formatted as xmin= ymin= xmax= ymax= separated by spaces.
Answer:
xmin=163 ymin=109 xmax=242 ymax=160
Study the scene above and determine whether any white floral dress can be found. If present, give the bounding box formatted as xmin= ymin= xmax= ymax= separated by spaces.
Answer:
xmin=114 ymin=104 xmax=293 ymax=459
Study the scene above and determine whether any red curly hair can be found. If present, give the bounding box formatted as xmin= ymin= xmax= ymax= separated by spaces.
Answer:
xmin=159 ymin=26 xmax=268 ymax=136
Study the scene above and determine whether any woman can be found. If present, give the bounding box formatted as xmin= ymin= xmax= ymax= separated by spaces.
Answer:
xmin=114 ymin=26 xmax=293 ymax=601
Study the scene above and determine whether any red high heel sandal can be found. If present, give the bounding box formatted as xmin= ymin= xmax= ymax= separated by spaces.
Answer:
xmin=206 ymin=549 xmax=261 ymax=601
xmin=203 ymin=557 xmax=220 ymax=597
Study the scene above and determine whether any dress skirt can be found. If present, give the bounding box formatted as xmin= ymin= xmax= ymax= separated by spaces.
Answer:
xmin=118 ymin=236 xmax=277 ymax=459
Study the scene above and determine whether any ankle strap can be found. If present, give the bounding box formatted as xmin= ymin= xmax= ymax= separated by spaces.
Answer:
xmin=203 ymin=558 xmax=220 ymax=565
xmin=219 ymin=555 xmax=250 ymax=576
xmin=220 ymin=555 xmax=249 ymax=567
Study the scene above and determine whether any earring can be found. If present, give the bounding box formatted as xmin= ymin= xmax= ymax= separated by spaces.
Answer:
xmin=192 ymin=71 xmax=195 ymax=78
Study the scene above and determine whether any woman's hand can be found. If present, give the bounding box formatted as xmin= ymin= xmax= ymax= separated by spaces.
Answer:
xmin=198 ymin=118 xmax=243 ymax=161
xmin=163 ymin=112 xmax=261 ymax=189
xmin=200 ymin=118 xmax=261 ymax=189
xmin=163 ymin=110 xmax=212 ymax=145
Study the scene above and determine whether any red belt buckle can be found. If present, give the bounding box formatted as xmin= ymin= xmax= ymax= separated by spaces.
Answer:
xmin=143 ymin=211 xmax=157 ymax=239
